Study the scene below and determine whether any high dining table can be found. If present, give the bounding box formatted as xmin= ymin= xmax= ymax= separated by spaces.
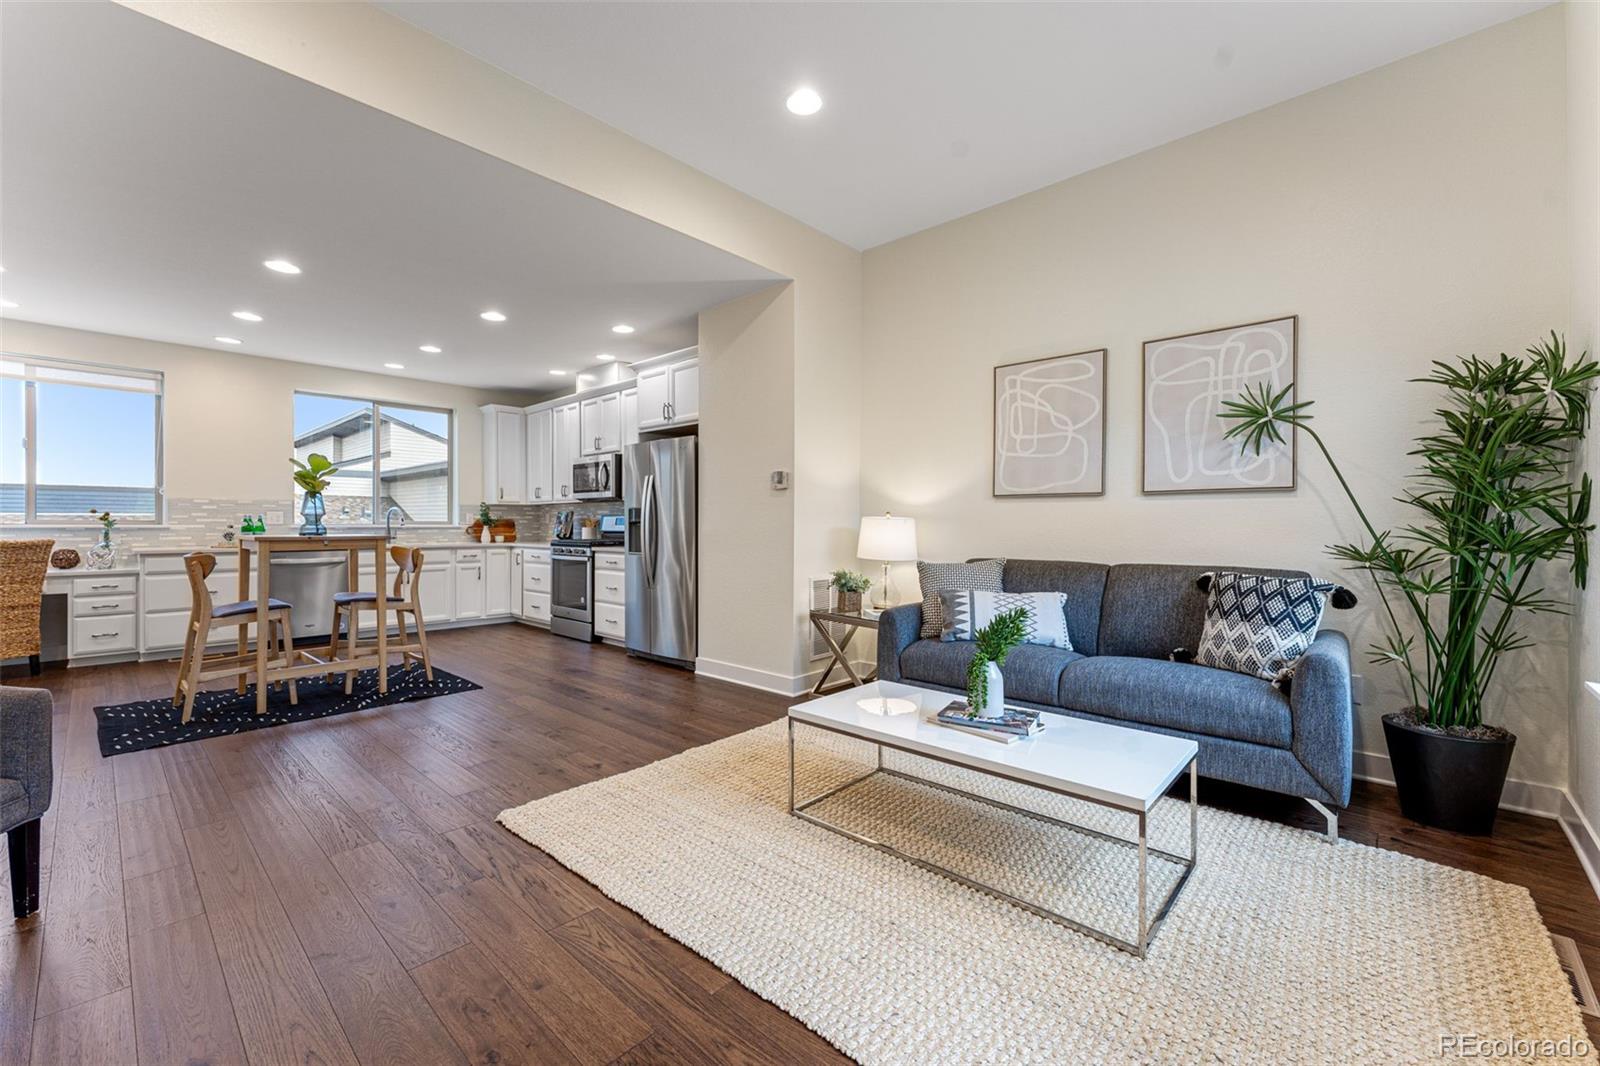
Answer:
xmin=237 ymin=533 xmax=393 ymax=715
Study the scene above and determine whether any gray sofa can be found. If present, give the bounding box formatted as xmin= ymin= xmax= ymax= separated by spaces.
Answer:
xmin=877 ymin=560 xmax=1352 ymax=839
xmin=2 ymin=686 xmax=53 ymax=919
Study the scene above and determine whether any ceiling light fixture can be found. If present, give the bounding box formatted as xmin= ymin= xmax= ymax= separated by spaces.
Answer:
xmin=214 ymin=336 xmax=242 ymax=345
xmin=232 ymin=310 xmax=263 ymax=322
xmin=595 ymin=353 xmax=615 ymax=362
xmin=262 ymin=259 xmax=301 ymax=275
xmin=384 ymin=362 xmax=405 ymax=370
xmin=786 ymin=86 xmax=823 ymax=116
xmin=480 ymin=310 xmax=507 ymax=322
xmin=611 ymin=323 xmax=634 ymax=334
xmin=419 ymin=344 xmax=442 ymax=354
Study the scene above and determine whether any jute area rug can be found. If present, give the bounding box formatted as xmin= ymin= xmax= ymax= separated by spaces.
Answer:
xmin=498 ymin=721 xmax=1592 ymax=1065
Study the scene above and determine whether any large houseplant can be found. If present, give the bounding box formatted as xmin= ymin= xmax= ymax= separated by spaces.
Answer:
xmin=1221 ymin=334 xmax=1597 ymax=832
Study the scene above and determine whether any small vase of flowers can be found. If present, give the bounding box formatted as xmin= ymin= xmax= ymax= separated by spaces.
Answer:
xmin=85 ymin=509 xmax=119 ymax=570
xmin=829 ymin=569 xmax=871 ymax=614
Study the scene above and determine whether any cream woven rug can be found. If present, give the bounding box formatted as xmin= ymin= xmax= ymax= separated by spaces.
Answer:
xmin=498 ymin=721 xmax=1593 ymax=1065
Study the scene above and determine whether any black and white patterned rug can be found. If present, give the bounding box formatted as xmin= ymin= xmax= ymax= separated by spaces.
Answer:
xmin=94 ymin=666 xmax=481 ymax=757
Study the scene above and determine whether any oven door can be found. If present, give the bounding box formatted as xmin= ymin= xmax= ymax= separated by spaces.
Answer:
xmin=550 ymin=551 xmax=592 ymax=621
xmin=572 ymin=455 xmax=621 ymax=500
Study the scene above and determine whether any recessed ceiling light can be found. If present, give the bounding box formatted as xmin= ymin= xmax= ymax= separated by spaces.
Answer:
xmin=262 ymin=259 xmax=301 ymax=275
xmin=232 ymin=310 xmax=263 ymax=322
xmin=480 ymin=310 xmax=507 ymax=323
xmin=0 ymin=300 xmax=16 ymax=310
xmin=786 ymin=87 xmax=823 ymax=116
xmin=419 ymin=344 xmax=442 ymax=354
xmin=549 ymin=369 xmax=568 ymax=376
xmin=384 ymin=362 xmax=405 ymax=370
xmin=595 ymin=353 xmax=615 ymax=362
xmin=214 ymin=336 xmax=242 ymax=345
xmin=611 ymin=324 xmax=634 ymax=334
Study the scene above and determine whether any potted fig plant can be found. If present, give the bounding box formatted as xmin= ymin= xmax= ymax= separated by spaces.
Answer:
xmin=1221 ymin=334 xmax=1597 ymax=833
xmin=290 ymin=452 xmax=339 ymax=537
xmin=966 ymin=606 xmax=1029 ymax=719
xmin=829 ymin=569 xmax=871 ymax=613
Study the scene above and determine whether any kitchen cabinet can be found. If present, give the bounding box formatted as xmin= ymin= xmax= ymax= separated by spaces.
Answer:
xmin=487 ymin=547 xmax=511 ymax=615
xmin=480 ymin=405 xmax=527 ymax=504
xmin=592 ymin=548 xmax=626 ymax=643
xmin=419 ymin=558 xmax=453 ymax=624
xmin=454 ymin=550 xmax=486 ymax=619
xmin=551 ymin=401 xmax=581 ymax=501
xmin=520 ymin=546 xmax=552 ymax=627
xmin=580 ymin=392 xmax=621 ymax=455
xmin=636 ymin=355 xmax=699 ymax=430
xmin=526 ymin=406 xmax=553 ymax=503
xmin=621 ymin=388 xmax=639 ymax=447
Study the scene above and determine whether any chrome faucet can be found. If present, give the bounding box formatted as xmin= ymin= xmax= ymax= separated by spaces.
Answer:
xmin=384 ymin=506 xmax=404 ymax=540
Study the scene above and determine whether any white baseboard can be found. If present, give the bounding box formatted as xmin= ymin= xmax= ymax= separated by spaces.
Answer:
xmin=1352 ymin=749 xmax=1567 ymax=818
xmin=1561 ymin=794 xmax=1600 ymax=905
xmin=694 ymin=656 xmax=875 ymax=698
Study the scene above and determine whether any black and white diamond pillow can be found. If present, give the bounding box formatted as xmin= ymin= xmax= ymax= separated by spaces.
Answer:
xmin=1194 ymin=571 xmax=1344 ymax=683
xmin=938 ymin=589 xmax=1073 ymax=650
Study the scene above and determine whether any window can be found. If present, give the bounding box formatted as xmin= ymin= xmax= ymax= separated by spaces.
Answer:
xmin=292 ymin=392 xmax=453 ymax=525
xmin=1 ymin=354 xmax=163 ymax=524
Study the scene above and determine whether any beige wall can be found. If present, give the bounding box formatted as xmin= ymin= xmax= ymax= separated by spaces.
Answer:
xmin=1567 ymin=0 xmax=1600 ymax=839
xmin=120 ymin=0 xmax=862 ymax=690
xmin=861 ymin=9 xmax=1573 ymax=790
xmin=0 ymin=318 xmax=532 ymax=519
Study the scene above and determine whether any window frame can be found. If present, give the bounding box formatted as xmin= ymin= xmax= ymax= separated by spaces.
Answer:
xmin=291 ymin=389 xmax=456 ymax=529
xmin=1 ymin=352 xmax=165 ymax=525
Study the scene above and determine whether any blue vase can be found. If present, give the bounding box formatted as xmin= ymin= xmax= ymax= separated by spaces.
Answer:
xmin=299 ymin=492 xmax=327 ymax=536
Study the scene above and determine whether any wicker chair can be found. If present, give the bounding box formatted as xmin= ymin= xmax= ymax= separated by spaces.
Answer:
xmin=0 ymin=540 xmax=54 ymax=676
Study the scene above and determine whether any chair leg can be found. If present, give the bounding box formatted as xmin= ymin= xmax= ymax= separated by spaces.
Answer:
xmin=172 ymin=620 xmax=198 ymax=707
xmin=395 ymin=608 xmax=412 ymax=670
xmin=344 ymin=607 xmax=359 ymax=695
xmin=276 ymin=613 xmax=299 ymax=706
xmin=326 ymin=601 xmax=343 ymax=683
xmin=411 ymin=605 xmax=433 ymax=682
xmin=8 ymin=818 xmax=41 ymax=919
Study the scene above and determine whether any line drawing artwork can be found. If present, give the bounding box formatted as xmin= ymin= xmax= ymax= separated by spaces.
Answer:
xmin=1143 ymin=317 xmax=1296 ymax=493
xmin=993 ymin=349 xmax=1105 ymax=496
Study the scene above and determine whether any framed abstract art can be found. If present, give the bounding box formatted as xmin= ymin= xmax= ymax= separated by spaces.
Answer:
xmin=993 ymin=348 xmax=1106 ymax=497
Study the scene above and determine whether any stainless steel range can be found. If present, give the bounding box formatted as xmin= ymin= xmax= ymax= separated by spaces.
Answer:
xmin=548 ymin=515 xmax=625 ymax=642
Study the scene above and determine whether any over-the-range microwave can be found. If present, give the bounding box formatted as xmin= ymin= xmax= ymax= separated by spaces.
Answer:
xmin=572 ymin=454 xmax=621 ymax=501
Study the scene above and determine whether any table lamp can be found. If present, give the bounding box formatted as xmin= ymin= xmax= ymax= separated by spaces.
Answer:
xmin=857 ymin=513 xmax=918 ymax=611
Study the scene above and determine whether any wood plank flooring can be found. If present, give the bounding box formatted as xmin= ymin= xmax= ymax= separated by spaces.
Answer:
xmin=3 ymin=623 xmax=1596 ymax=1064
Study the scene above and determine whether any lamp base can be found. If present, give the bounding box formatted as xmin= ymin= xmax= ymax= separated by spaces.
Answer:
xmin=870 ymin=562 xmax=895 ymax=611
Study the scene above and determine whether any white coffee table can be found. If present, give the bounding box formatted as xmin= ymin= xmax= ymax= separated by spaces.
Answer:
xmin=788 ymin=680 xmax=1198 ymax=957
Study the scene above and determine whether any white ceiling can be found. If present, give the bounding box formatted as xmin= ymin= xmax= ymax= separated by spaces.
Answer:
xmin=0 ymin=2 xmax=781 ymax=389
xmin=383 ymin=0 xmax=1550 ymax=250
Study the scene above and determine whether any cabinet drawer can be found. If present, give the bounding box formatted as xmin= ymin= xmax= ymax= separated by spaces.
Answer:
xmin=74 ymin=574 xmax=136 ymax=596
xmin=143 ymin=610 xmax=256 ymax=652
xmin=143 ymin=572 xmax=252 ymax=613
xmin=524 ymin=592 xmax=551 ymax=624
xmin=73 ymin=615 xmax=136 ymax=654
xmin=455 ymin=549 xmax=483 ymax=564
xmin=594 ymin=551 xmax=625 ymax=572
xmin=594 ymin=569 xmax=625 ymax=605
xmin=74 ymin=594 xmax=136 ymax=619
xmin=523 ymin=565 xmax=550 ymax=594
xmin=142 ymin=554 xmax=238 ymax=575
xmin=524 ymin=547 xmax=550 ymax=564
xmin=594 ymin=603 xmax=625 ymax=639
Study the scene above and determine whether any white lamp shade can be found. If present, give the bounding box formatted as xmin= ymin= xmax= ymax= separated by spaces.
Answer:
xmin=857 ymin=514 xmax=918 ymax=561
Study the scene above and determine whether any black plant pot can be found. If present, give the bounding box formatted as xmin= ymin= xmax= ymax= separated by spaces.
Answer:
xmin=1382 ymin=712 xmax=1515 ymax=835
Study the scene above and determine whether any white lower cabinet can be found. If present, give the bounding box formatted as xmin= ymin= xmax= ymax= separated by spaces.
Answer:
xmin=524 ymin=592 xmax=552 ymax=624
xmin=138 ymin=553 xmax=254 ymax=654
xmin=593 ymin=549 xmax=626 ymax=642
xmin=488 ymin=549 xmax=511 ymax=615
xmin=520 ymin=546 xmax=552 ymax=626
xmin=455 ymin=550 xmax=486 ymax=619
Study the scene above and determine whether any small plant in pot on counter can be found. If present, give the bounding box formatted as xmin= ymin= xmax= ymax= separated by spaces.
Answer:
xmin=829 ymin=569 xmax=871 ymax=613
xmin=1221 ymin=333 xmax=1597 ymax=833
xmin=290 ymin=452 xmax=339 ymax=537
xmin=966 ymin=606 xmax=1030 ymax=719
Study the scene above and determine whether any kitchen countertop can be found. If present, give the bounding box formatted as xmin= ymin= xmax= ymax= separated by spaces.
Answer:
xmin=130 ymin=540 xmax=549 ymax=555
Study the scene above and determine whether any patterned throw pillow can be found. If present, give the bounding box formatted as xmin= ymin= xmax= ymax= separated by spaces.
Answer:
xmin=1194 ymin=571 xmax=1346 ymax=683
xmin=938 ymin=590 xmax=1073 ymax=650
xmin=917 ymin=559 xmax=1005 ymax=639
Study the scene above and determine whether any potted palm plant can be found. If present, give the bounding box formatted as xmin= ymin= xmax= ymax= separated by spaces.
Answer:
xmin=290 ymin=453 xmax=339 ymax=537
xmin=1221 ymin=334 xmax=1596 ymax=833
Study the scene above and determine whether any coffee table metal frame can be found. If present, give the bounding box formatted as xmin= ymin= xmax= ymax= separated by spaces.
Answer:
xmin=786 ymin=715 xmax=1198 ymax=958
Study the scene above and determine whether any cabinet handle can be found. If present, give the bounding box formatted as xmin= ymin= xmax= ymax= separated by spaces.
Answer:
xmin=90 ymin=583 xmax=120 ymax=591
xmin=89 ymin=603 xmax=117 ymax=611
xmin=90 ymin=631 xmax=119 ymax=639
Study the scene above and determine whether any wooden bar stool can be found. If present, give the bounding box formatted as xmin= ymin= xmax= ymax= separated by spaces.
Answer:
xmin=172 ymin=552 xmax=298 ymax=723
xmin=327 ymin=545 xmax=433 ymax=693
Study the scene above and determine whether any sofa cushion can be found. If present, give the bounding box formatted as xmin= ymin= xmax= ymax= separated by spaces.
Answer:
xmin=937 ymin=589 xmax=1072 ymax=649
xmin=1057 ymin=656 xmax=1292 ymax=748
xmin=917 ymin=559 xmax=1005 ymax=638
xmin=1194 ymin=571 xmax=1339 ymax=683
xmin=996 ymin=560 xmax=1109 ymax=655
xmin=1097 ymin=563 xmax=1309 ymax=660
xmin=899 ymin=640 xmax=1084 ymax=705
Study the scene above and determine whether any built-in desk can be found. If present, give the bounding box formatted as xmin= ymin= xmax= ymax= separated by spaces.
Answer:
xmin=38 ymin=566 xmax=141 ymax=665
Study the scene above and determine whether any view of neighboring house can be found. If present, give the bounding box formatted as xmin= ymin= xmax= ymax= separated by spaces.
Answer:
xmin=293 ymin=408 xmax=450 ymax=524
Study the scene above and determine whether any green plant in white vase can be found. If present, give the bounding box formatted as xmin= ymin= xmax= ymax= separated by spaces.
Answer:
xmin=966 ymin=606 xmax=1029 ymax=719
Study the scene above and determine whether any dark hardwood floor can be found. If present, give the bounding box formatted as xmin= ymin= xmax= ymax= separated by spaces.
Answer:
xmin=3 ymin=623 xmax=1596 ymax=1065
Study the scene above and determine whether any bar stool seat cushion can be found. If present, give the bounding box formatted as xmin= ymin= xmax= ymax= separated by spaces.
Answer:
xmin=211 ymin=597 xmax=293 ymax=619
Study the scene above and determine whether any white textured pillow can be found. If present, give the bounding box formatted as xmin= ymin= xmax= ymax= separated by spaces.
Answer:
xmin=916 ymin=559 xmax=1005 ymax=639
xmin=938 ymin=589 xmax=1073 ymax=650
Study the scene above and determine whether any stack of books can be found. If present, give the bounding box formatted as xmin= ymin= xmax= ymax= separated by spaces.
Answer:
xmin=932 ymin=701 xmax=1044 ymax=744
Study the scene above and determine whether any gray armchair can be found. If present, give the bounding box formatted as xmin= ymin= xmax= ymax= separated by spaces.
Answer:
xmin=2 ymin=686 xmax=53 ymax=919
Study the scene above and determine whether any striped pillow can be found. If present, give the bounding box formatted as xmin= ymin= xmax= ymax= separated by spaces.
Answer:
xmin=938 ymin=589 xmax=1073 ymax=650
xmin=916 ymin=559 xmax=1005 ymax=639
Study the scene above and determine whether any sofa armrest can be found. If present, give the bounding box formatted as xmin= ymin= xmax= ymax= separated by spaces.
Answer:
xmin=875 ymin=604 xmax=924 ymax=683
xmin=1289 ymin=630 xmax=1353 ymax=807
xmin=0 ymin=686 xmax=53 ymax=826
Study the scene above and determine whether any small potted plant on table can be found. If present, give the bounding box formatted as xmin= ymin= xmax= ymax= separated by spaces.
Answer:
xmin=290 ymin=453 xmax=339 ymax=536
xmin=829 ymin=569 xmax=871 ymax=613
xmin=967 ymin=606 xmax=1029 ymax=719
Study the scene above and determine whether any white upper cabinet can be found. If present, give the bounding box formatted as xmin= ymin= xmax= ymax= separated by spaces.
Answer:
xmin=551 ymin=401 xmax=582 ymax=501
xmin=480 ymin=405 xmax=527 ymax=504
xmin=621 ymin=388 xmax=639 ymax=447
xmin=580 ymin=391 xmax=621 ymax=455
xmin=636 ymin=354 xmax=698 ymax=431
xmin=526 ymin=406 xmax=553 ymax=504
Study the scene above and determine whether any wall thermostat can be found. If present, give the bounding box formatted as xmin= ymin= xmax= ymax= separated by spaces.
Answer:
xmin=771 ymin=470 xmax=790 ymax=490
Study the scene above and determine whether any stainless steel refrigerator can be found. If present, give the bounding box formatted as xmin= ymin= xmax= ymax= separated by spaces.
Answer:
xmin=624 ymin=437 xmax=697 ymax=668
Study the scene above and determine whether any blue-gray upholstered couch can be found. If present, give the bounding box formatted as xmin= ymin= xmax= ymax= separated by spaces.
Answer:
xmin=876 ymin=560 xmax=1353 ymax=818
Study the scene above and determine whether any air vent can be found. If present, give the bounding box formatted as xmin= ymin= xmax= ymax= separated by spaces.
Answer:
xmin=809 ymin=577 xmax=838 ymax=660
xmin=1553 ymin=934 xmax=1599 ymax=1017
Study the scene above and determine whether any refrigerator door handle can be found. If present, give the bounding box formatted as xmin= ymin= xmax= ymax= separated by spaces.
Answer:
xmin=641 ymin=473 xmax=656 ymax=587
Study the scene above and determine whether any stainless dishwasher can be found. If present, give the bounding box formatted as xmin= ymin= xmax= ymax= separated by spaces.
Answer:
xmin=266 ymin=553 xmax=348 ymax=642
